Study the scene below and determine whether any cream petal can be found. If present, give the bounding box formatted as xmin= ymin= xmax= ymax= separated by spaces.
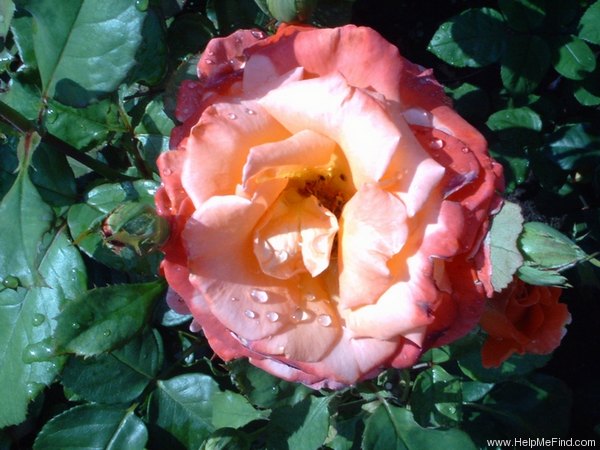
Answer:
xmin=338 ymin=183 xmax=409 ymax=309
xmin=259 ymin=73 xmax=401 ymax=187
xmin=242 ymin=129 xmax=336 ymax=189
xmin=181 ymin=102 xmax=290 ymax=206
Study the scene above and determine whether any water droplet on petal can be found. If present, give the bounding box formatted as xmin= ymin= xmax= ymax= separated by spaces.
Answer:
xmin=266 ymin=311 xmax=279 ymax=322
xmin=317 ymin=314 xmax=332 ymax=327
xmin=244 ymin=309 xmax=257 ymax=319
xmin=231 ymin=296 xmax=239 ymax=302
xmin=250 ymin=289 xmax=269 ymax=303
xmin=274 ymin=250 xmax=288 ymax=263
xmin=205 ymin=58 xmax=215 ymax=65
xmin=291 ymin=308 xmax=309 ymax=323
xmin=32 ymin=314 xmax=46 ymax=327
xmin=303 ymin=293 xmax=316 ymax=302
xmin=163 ymin=168 xmax=172 ymax=176
xmin=207 ymin=50 xmax=215 ymax=56
xmin=461 ymin=147 xmax=470 ymax=153
xmin=429 ymin=138 xmax=444 ymax=150
xmin=251 ymin=30 xmax=265 ymax=39
xmin=245 ymin=108 xmax=256 ymax=115
xmin=227 ymin=113 xmax=237 ymax=120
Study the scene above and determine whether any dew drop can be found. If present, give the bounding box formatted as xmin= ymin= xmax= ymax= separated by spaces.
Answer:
xmin=266 ymin=311 xmax=279 ymax=322
xmin=461 ymin=147 xmax=470 ymax=154
xmin=250 ymin=289 xmax=269 ymax=303
xmin=207 ymin=50 xmax=215 ymax=56
xmin=245 ymin=108 xmax=256 ymax=115
xmin=71 ymin=322 xmax=81 ymax=330
xmin=227 ymin=113 xmax=237 ymax=120
xmin=429 ymin=138 xmax=444 ymax=150
xmin=291 ymin=308 xmax=309 ymax=323
xmin=32 ymin=314 xmax=46 ymax=327
xmin=2 ymin=275 xmax=19 ymax=289
xmin=244 ymin=309 xmax=257 ymax=319
xmin=205 ymin=58 xmax=215 ymax=65
xmin=274 ymin=249 xmax=288 ymax=263
xmin=103 ymin=329 xmax=111 ymax=337
xmin=303 ymin=293 xmax=316 ymax=302
xmin=163 ymin=168 xmax=172 ymax=176
xmin=384 ymin=382 xmax=393 ymax=390
xmin=230 ymin=296 xmax=239 ymax=302
xmin=317 ymin=314 xmax=332 ymax=327
xmin=22 ymin=340 xmax=55 ymax=363
xmin=135 ymin=0 xmax=149 ymax=11
xmin=25 ymin=382 xmax=44 ymax=398
xmin=251 ymin=30 xmax=265 ymax=39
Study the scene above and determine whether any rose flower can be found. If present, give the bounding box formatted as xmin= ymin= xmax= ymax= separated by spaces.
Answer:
xmin=480 ymin=278 xmax=571 ymax=368
xmin=156 ymin=24 xmax=504 ymax=389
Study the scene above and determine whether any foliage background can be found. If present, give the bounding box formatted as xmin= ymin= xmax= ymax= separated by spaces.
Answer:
xmin=0 ymin=0 xmax=599 ymax=448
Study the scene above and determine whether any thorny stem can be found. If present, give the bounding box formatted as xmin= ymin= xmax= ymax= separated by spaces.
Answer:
xmin=0 ymin=100 xmax=136 ymax=181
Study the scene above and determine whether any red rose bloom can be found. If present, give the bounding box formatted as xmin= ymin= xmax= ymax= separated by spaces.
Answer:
xmin=480 ymin=278 xmax=571 ymax=367
xmin=156 ymin=24 xmax=504 ymax=388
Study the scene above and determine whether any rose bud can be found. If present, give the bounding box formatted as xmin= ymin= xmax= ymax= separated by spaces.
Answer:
xmin=101 ymin=202 xmax=169 ymax=256
xmin=156 ymin=25 xmax=504 ymax=389
xmin=480 ymin=278 xmax=571 ymax=368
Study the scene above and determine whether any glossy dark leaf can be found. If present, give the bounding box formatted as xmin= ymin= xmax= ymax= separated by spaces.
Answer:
xmin=33 ymin=404 xmax=148 ymax=450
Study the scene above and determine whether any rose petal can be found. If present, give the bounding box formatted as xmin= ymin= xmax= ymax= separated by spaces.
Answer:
xmin=338 ymin=183 xmax=409 ymax=309
xmin=182 ymin=102 xmax=290 ymax=206
xmin=260 ymin=73 xmax=401 ymax=187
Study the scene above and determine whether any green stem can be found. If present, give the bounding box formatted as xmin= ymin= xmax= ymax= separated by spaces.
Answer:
xmin=0 ymin=101 xmax=136 ymax=181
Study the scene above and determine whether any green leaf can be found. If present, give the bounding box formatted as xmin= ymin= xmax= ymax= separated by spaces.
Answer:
xmin=29 ymin=142 xmax=77 ymax=207
xmin=573 ymin=64 xmax=600 ymax=106
xmin=212 ymin=391 xmax=269 ymax=429
xmin=579 ymin=0 xmax=600 ymax=45
xmin=228 ymin=359 xmax=311 ymax=409
xmin=166 ymin=13 xmax=215 ymax=62
xmin=134 ymin=96 xmax=175 ymax=172
xmin=33 ymin=404 xmax=148 ymax=450
xmin=207 ymin=0 xmax=264 ymax=34
xmin=148 ymin=374 xmax=219 ymax=449
xmin=487 ymin=107 xmax=543 ymax=147
xmin=67 ymin=180 xmax=163 ymax=274
xmin=519 ymin=221 xmax=587 ymax=270
xmin=46 ymin=99 xmax=125 ymax=150
xmin=362 ymin=405 xmax=476 ymax=450
xmin=53 ymin=280 xmax=165 ymax=356
xmin=466 ymin=374 xmax=572 ymax=438
xmin=128 ymin=7 xmax=167 ymax=86
xmin=19 ymin=0 xmax=145 ymax=106
xmin=501 ymin=35 xmax=551 ymax=95
xmin=517 ymin=264 xmax=569 ymax=287
xmin=10 ymin=13 xmax=36 ymax=72
xmin=267 ymin=396 xmax=331 ymax=450
xmin=545 ymin=123 xmax=600 ymax=170
xmin=488 ymin=201 xmax=524 ymax=292
xmin=428 ymin=8 xmax=506 ymax=68
xmin=0 ymin=0 xmax=14 ymax=39
xmin=551 ymin=35 xmax=596 ymax=81
xmin=498 ymin=0 xmax=546 ymax=31
xmin=445 ymin=83 xmax=489 ymax=124
xmin=0 ymin=133 xmax=53 ymax=288
xmin=0 ymin=226 xmax=86 ymax=427
xmin=410 ymin=366 xmax=462 ymax=428
xmin=264 ymin=0 xmax=317 ymax=22
xmin=60 ymin=328 xmax=163 ymax=404
xmin=201 ymin=428 xmax=251 ymax=450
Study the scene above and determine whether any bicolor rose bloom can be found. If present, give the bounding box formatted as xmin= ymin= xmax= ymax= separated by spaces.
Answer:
xmin=480 ymin=278 xmax=571 ymax=368
xmin=156 ymin=24 xmax=504 ymax=388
